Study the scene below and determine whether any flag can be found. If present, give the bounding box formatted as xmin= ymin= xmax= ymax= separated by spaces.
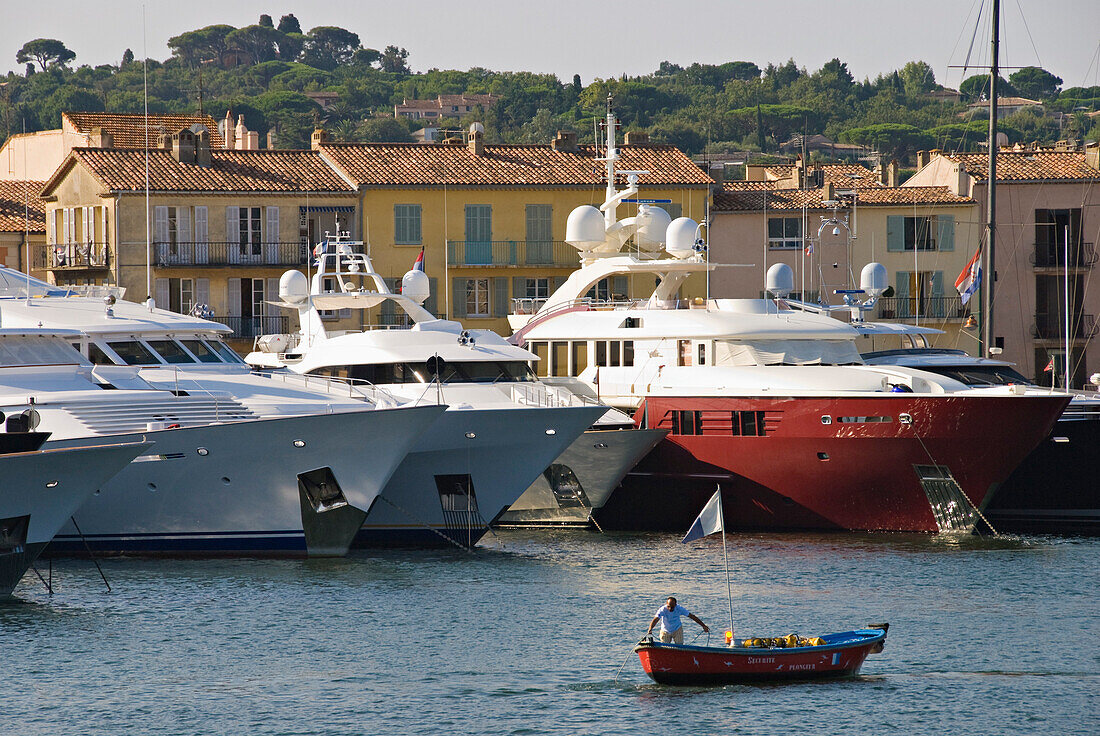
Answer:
xmin=1043 ymin=357 xmax=1054 ymax=372
xmin=682 ymin=490 xmax=724 ymax=543
xmin=412 ymin=247 xmax=425 ymax=272
xmin=955 ymin=247 xmax=982 ymax=305
xmin=312 ymin=241 xmax=327 ymax=264
xmin=805 ymin=241 xmax=813 ymax=256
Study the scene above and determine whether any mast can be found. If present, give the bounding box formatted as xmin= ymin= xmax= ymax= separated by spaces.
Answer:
xmin=604 ymin=94 xmax=618 ymax=228
xmin=981 ymin=0 xmax=999 ymax=354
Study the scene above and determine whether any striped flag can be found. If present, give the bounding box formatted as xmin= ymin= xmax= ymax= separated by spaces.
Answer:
xmin=412 ymin=247 xmax=425 ymax=272
xmin=955 ymin=247 xmax=982 ymax=305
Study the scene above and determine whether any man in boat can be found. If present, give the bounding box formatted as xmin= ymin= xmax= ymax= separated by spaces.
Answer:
xmin=646 ymin=596 xmax=709 ymax=644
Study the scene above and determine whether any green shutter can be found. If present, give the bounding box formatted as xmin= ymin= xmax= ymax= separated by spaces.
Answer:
xmin=426 ymin=277 xmax=438 ymax=317
xmin=452 ymin=278 xmax=466 ymax=318
xmin=931 ymin=271 xmax=945 ymax=317
xmin=513 ymin=277 xmax=527 ymax=300
xmin=937 ymin=214 xmax=955 ymax=251
xmin=887 ymin=216 xmax=904 ymax=252
xmin=493 ymin=277 xmax=508 ymax=317
xmin=895 ymin=271 xmax=910 ymax=318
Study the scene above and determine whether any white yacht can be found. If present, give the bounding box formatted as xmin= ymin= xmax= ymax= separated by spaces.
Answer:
xmin=0 ymin=272 xmax=444 ymax=556
xmin=246 ymin=240 xmax=611 ymax=544
xmin=503 ymin=103 xmax=1070 ymax=534
xmin=0 ymin=423 xmax=148 ymax=598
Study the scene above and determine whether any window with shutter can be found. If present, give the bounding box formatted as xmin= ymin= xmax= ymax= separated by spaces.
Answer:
xmin=395 ymin=204 xmax=422 ymax=244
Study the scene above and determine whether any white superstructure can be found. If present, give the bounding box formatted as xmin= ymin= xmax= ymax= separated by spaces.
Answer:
xmin=0 ymin=272 xmax=444 ymax=555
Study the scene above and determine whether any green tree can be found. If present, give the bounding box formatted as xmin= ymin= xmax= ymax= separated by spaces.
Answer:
xmin=380 ymin=46 xmax=410 ymax=74
xmin=900 ymin=61 xmax=935 ymax=97
xmin=259 ymin=14 xmax=274 ymax=28
xmin=357 ymin=117 xmax=413 ymax=142
xmin=838 ymin=123 xmax=933 ymax=160
xmin=300 ymin=27 xmax=361 ymax=71
xmin=959 ymin=73 xmax=1016 ymax=101
xmin=122 ymin=48 xmax=134 ymax=66
xmin=168 ymin=25 xmax=235 ymax=67
xmin=572 ymin=74 xmax=582 ymax=93
xmin=16 ymin=39 xmax=76 ymax=71
xmin=277 ymin=14 xmax=302 ymax=35
xmin=39 ymin=87 xmax=104 ymax=127
xmin=226 ymin=25 xmax=283 ymax=64
xmin=1009 ymin=66 xmax=1062 ymax=100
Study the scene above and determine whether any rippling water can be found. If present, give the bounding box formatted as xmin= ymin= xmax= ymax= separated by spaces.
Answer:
xmin=2 ymin=531 xmax=1097 ymax=735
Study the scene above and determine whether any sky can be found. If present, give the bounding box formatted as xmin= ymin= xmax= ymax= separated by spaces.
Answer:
xmin=2 ymin=0 xmax=1099 ymax=92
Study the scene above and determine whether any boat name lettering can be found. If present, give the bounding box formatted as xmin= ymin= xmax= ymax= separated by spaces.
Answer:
xmin=746 ymin=656 xmax=775 ymax=664
xmin=787 ymin=663 xmax=816 ymax=671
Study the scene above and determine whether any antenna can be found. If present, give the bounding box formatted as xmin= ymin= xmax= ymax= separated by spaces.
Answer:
xmin=23 ymin=117 xmax=30 ymax=305
xmin=143 ymin=4 xmax=152 ymax=311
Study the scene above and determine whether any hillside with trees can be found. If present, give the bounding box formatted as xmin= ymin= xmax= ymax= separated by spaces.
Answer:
xmin=2 ymin=14 xmax=1097 ymax=162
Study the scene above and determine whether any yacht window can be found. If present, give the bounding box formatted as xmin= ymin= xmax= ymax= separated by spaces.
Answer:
xmin=595 ymin=341 xmax=607 ymax=367
xmin=530 ymin=342 xmax=549 ymax=378
xmin=610 ymin=341 xmax=621 ymax=367
xmin=623 ymin=341 xmax=634 ymax=367
xmin=180 ymin=339 xmax=223 ymax=363
xmin=551 ymin=342 xmax=568 ymax=377
xmin=146 ymin=340 xmax=194 ymax=364
xmin=108 ymin=340 xmax=161 ymax=365
xmin=205 ymin=340 xmax=244 ymax=364
xmin=926 ymin=366 xmax=1031 ymax=387
xmin=571 ymin=342 xmax=587 ymax=376
xmin=698 ymin=343 xmax=706 ymax=366
xmin=0 ymin=336 xmax=88 ymax=367
xmin=87 ymin=342 xmax=114 ymax=365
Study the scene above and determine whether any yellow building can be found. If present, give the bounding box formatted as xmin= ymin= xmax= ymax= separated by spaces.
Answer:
xmin=0 ymin=180 xmax=46 ymax=276
xmin=710 ymin=162 xmax=979 ymax=352
xmin=38 ymin=126 xmax=357 ymax=344
xmin=316 ymin=129 xmax=713 ymax=333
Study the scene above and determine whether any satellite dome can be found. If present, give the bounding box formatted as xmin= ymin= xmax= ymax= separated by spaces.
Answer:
xmin=665 ymin=217 xmax=699 ymax=259
xmin=279 ymin=270 xmax=309 ymax=303
xmin=766 ymin=263 xmax=794 ymax=298
xmin=401 ymin=268 xmax=430 ymax=305
xmin=634 ymin=205 xmax=672 ymax=251
xmin=860 ymin=262 xmax=888 ymax=296
xmin=565 ymin=205 xmax=607 ymax=252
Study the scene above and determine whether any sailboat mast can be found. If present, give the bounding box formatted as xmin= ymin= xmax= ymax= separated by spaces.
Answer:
xmin=604 ymin=95 xmax=618 ymax=228
xmin=981 ymin=0 xmax=1000 ymax=354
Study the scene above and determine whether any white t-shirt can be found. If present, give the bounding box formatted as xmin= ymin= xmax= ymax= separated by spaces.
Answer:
xmin=654 ymin=603 xmax=691 ymax=633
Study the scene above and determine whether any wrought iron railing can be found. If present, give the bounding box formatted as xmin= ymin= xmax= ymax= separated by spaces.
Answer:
xmin=447 ymin=240 xmax=578 ymax=267
xmin=1030 ymin=242 xmax=1097 ymax=269
xmin=214 ymin=315 xmax=289 ymax=339
xmin=875 ymin=296 xmax=969 ymax=320
xmin=1032 ymin=312 xmax=1098 ymax=340
xmin=155 ymin=241 xmax=308 ymax=267
xmin=34 ymin=242 xmax=110 ymax=270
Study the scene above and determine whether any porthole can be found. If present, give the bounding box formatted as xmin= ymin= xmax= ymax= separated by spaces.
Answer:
xmin=45 ymin=480 xmax=59 ymax=488
xmin=197 ymin=447 xmax=209 ymax=456
xmin=293 ymin=439 xmax=306 ymax=448
xmin=221 ymin=477 xmax=231 ymax=485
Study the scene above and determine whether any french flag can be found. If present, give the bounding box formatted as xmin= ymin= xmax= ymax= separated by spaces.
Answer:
xmin=412 ymin=247 xmax=425 ymax=272
xmin=955 ymin=247 xmax=982 ymax=306
xmin=312 ymin=241 xmax=326 ymax=263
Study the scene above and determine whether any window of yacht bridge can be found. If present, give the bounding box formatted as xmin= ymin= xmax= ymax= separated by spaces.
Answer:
xmin=713 ymin=340 xmax=862 ymax=366
xmin=145 ymin=339 xmax=194 ymax=364
xmin=310 ymin=361 xmax=535 ymax=385
xmin=0 ymin=336 xmax=87 ymax=366
xmin=204 ymin=340 xmax=245 ymax=363
xmin=107 ymin=341 xmax=161 ymax=365
xmin=87 ymin=342 xmax=112 ymax=365
xmin=179 ymin=340 xmax=223 ymax=363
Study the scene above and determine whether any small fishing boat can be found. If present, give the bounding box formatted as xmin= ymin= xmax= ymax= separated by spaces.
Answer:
xmin=634 ymin=626 xmax=888 ymax=685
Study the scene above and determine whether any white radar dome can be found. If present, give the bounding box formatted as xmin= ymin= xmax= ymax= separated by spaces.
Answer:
xmin=665 ymin=217 xmax=699 ymax=259
xmin=279 ymin=270 xmax=309 ymax=303
xmin=860 ymin=262 xmax=888 ymax=296
xmin=401 ymin=268 xmax=430 ymax=305
xmin=565 ymin=205 xmax=607 ymax=252
xmin=766 ymin=263 xmax=795 ymax=298
xmin=634 ymin=205 xmax=672 ymax=252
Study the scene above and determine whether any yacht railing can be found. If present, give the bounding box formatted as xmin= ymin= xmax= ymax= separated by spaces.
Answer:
xmin=507 ymin=380 xmax=603 ymax=409
xmin=249 ymin=369 xmax=402 ymax=406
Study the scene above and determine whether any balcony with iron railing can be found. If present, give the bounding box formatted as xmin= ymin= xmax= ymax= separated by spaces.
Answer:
xmin=447 ymin=240 xmax=579 ymax=268
xmin=214 ymin=315 xmax=289 ymax=340
xmin=1032 ymin=312 xmax=1098 ymax=341
xmin=874 ymin=296 xmax=969 ymax=321
xmin=33 ymin=242 xmax=110 ymax=271
xmin=1030 ymin=242 xmax=1097 ymax=269
xmin=155 ymin=241 xmax=308 ymax=268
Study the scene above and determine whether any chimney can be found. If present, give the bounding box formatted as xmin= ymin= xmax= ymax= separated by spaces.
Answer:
xmin=916 ymin=150 xmax=929 ymax=169
xmin=744 ymin=164 xmax=767 ymax=181
xmin=794 ymin=157 xmax=805 ymax=188
xmin=156 ymin=125 xmax=172 ymax=152
xmin=88 ymin=127 xmax=114 ymax=148
xmin=195 ymin=128 xmax=211 ymax=167
xmin=887 ymin=159 xmax=899 ymax=188
xmin=235 ymin=115 xmax=249 ymax=150
xmin=171 ymin=128 xmax=196 ymax=164
xmin=624 ymin=131 xmax=649 ymax=146
xmin=311 ymin=127 xmax=329 ymax=150
xmin=223 ymin=110 xmax=235 ymax=150
xmin=822 ymin=181 xmax=835 ymax=201
xmin=551 ymin=130 xmax=578 ymax=152
xmin=952 ymin=162 xmax=970 ymax=197
xmin=266 ymin=128 xmax=277 ymax=150
xmin=1087 ymin=142 xmax=1099 ymax=172
xmin=468 ymin=123 xmax=484 ymax=156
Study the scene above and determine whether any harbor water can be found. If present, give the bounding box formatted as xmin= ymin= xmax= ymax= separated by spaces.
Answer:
xmin=2 ymin=530 xmax=1097 ymax=735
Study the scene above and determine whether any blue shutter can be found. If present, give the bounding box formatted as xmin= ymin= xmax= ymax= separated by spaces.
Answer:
xmin=937 ymin=214 xmax=955 ymax=252
xmin=493 ymin=277 xmax=508 ymax=317
xmin=451 ymin=278 xmax=466 ymax=318
xmin=931 ymin=271 xmax=945 ymax=317
xmin=887 ymin=215 xmax=904 ymax=252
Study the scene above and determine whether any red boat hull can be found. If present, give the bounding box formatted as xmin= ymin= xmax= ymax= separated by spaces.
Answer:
xmin=635 ymin=629 xmax=887 ymax=685
xmin=603 ymin=394 xmax=1069 ymax=533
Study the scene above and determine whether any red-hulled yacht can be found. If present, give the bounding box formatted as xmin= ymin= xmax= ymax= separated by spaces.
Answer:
xmin=506 ymin=101 xmax=1069 ymax=533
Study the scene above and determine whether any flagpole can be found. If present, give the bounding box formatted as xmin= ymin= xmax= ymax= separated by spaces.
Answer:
xmin=718 ymin=486 xmax=734 ymax=638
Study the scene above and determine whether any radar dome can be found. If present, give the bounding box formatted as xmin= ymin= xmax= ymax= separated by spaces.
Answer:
xmin=665 ymin=217 xmax=699 ymax=259
xmin=565 ymin=205 xmax=607 ymax=252
xmin=279 ymin=270 xmax=309 ymax=303
xmin=766 ymin=263 xmax=795 ymax=297
xmin=634 ymin=205 xmax=672 ymax=252
xmin=860 ymin=262 xmax=888 ymax=296
xmin=401 ymin=268 xmax=430 ymax=305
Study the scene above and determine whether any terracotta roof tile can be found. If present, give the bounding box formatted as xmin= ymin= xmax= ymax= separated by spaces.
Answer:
xmin=57 ymin=148 xmax=354 ymax=193
xmin=0 ymin=180 xmax=46 ymax=232
xmin=714 ymin=182 xmax=972 ymax=212
xmin=754 ymin=163 xmax=883 ymax=187
xmin=63 ymin=112 xmax=225 ymax=148
xmin=318 ymin=143 xmax=712 ymax=187
xmin=943 ymin=151 xmax=1100 ymax=182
